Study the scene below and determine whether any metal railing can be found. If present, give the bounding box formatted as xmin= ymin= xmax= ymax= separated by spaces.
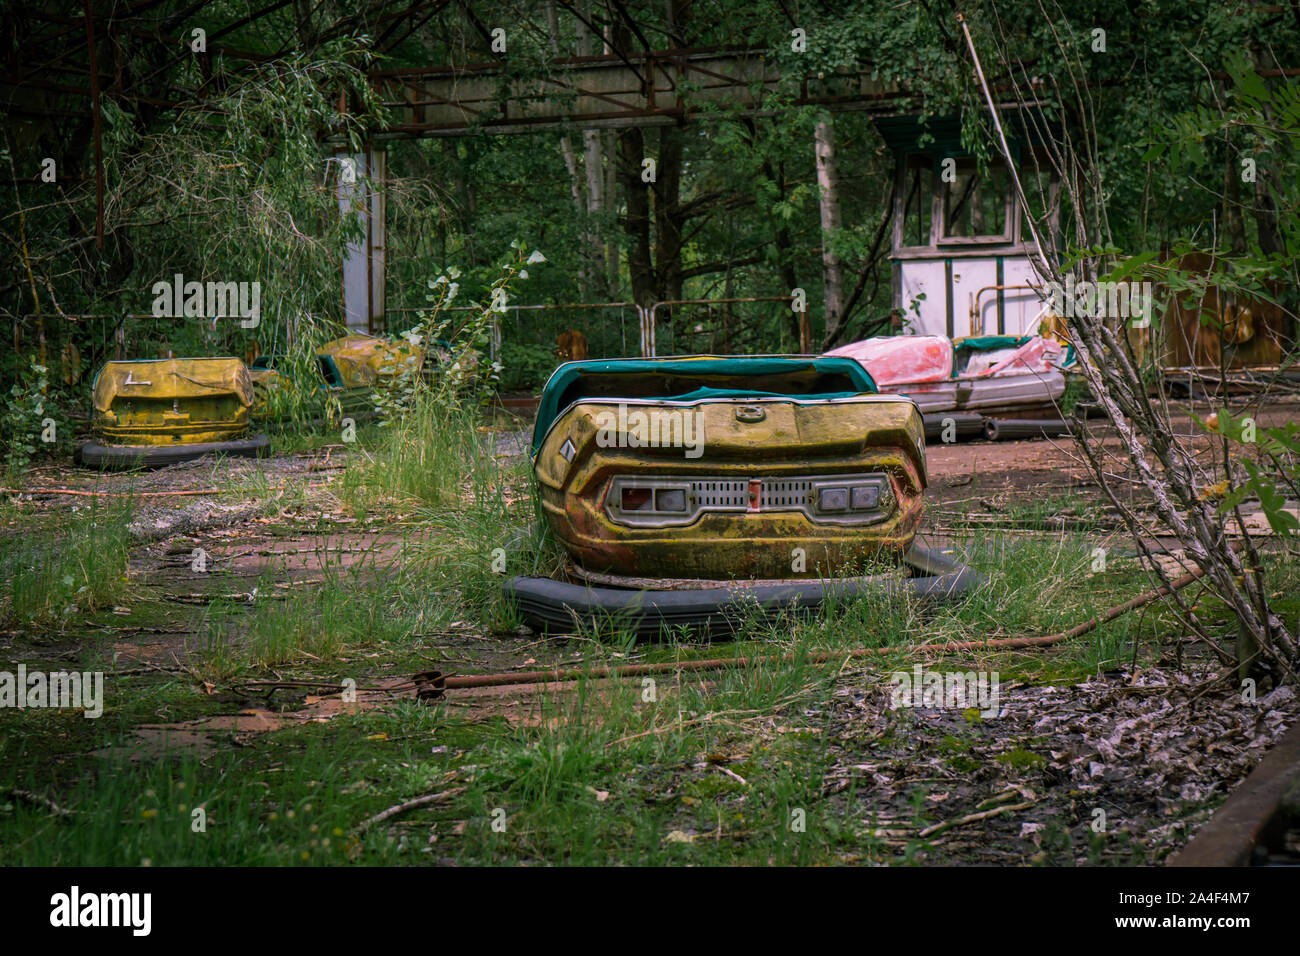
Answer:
xmin=386 ymin=295 xmax=803 ymax=359
xmin=640 ymin=296 xmax=802 ymax=356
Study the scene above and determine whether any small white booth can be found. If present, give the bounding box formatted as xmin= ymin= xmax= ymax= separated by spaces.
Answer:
xmin=876 ymin=114 xmax=1058 ymax=339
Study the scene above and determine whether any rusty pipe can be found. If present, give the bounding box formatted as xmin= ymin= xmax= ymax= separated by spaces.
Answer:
xmin=415 ymin=557 xmax=1217 ymax=697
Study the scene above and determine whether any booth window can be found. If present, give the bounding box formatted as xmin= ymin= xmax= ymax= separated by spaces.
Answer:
xmin=900 ymin=155 xmax=933 ymax=247
xmin=940 ymin=161 xmax=1012 ymax=241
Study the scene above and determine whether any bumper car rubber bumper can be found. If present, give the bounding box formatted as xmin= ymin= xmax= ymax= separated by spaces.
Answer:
xmin=76 ymin=434 xmax=271 ymax=470
xmin=504 ymin=542 xmax=981 ymax=637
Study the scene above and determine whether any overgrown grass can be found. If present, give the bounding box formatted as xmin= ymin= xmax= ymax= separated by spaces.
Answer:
xmin=443 ymin=668 xmax=835 ymax=865
xmin=0 ymin=708 xmax=437 ymax=866
xmin=0 ymin=496 xmax=135 ymax=627
xmin=0 ymin=642 xmax=868 ymax=865
xmin=355 ymin=390 xmax=490 ymax=507
xmin=5 ymin=400 xmax=1290 ymax=866
xmin=191 ymin=537 xmax=464 ymax=680
xmin=406 ymin=467 xmax=565 ymax=634
xmin=3 ymin=533 xmax=1291 ymax=865
xmin=156 ymin=396 xmax=538 ymax=681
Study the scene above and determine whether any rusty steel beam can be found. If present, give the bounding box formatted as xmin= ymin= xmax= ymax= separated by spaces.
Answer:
xmin=370 ymin=46 xmax=907 ymax=139
xmin=1170 ymin=720 xmax=1300 ymax=866
xmin=375 ymin=0 xmax=451 ymax=51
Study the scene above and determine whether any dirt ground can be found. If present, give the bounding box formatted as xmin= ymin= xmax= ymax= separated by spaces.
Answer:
xmin=926 ymin=402 xmax=1299 ymax=495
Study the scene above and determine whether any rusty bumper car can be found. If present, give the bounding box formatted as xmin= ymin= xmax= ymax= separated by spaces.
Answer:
xmin=250 ymin=332 xmax=457 ymax=422
xmin=77 ymin=358 xmax=271 ymax=469
xmin=825 ymin=333 xmax=1075 ymax=440
xmin=504 ymin=355 xmax=979 ymax=637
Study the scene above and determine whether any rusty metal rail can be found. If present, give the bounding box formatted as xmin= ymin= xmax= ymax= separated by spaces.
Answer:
xmin=1170 ymin=720 xmax=1300 ymax=866
xmin=413 ymin=556 xmax=1219 ymax=698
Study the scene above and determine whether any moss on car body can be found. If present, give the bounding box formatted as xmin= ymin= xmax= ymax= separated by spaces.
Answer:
xmin=90 ymin=357 xmax=254 ymax=445
xmin=530 ymin=356 xmax=927 ymax=582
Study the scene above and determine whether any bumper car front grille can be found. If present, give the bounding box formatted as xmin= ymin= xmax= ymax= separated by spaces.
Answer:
xmin=605 ymin=473 xmax=895 ymax=528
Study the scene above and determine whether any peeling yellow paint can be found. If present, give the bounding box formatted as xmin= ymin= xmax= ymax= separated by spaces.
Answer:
xmin=536 ymin=397 xmax=927 ymax=579
xmin=91 ymin=358 xmax=253 ymax=445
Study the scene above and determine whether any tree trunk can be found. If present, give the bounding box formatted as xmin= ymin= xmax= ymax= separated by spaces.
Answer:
xmin=653 ymin=0 xmax=689 ymax=317
xmin=584 ymin=128 xmax=606 ymax=295
xmin=576 ymin=3 xmax=608 ymax=299
xmin=548 ymin=0 xmax=593 ymax=298
xmin=655 ymin=124 xmax=685 ymax=304
xmin=1223 ymin=147 xmax=1247 ymax=255
xmin=1254 ymin=169 xmax=1284 ymax=257
xmin=763 ymin=153 xmax=801 ymax=345
xmin=604 ymin=129 xmax=620 ymax=297
xmin=617 ymin=125 xmax=655 ymax=308
xmin=815 ymin=116 xmax=845 ymax=349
